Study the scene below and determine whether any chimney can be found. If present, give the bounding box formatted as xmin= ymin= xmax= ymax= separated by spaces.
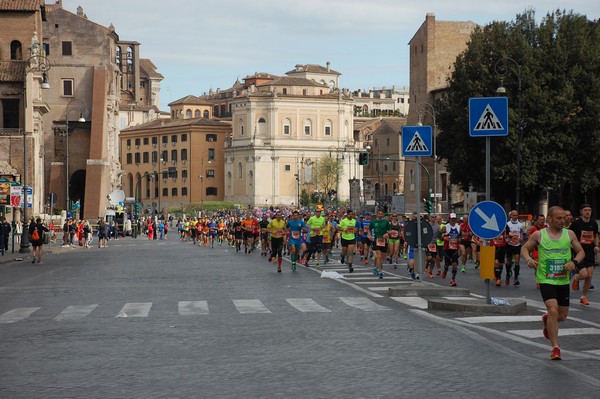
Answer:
xmin=326 ymin=61 xmax=330 ymax=72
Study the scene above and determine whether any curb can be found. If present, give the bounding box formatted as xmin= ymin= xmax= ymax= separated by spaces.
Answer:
xmin=427 ymin=297 xmax=528 ymax=314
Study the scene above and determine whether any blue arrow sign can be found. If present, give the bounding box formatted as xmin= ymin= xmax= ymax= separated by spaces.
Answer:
xmin=401 ymin=126 xmax=432 ymax=156
xmin=469 ymin=97 xmax=509 ymax=137
xmin=468 ymin=201 xmax=507 ymax=240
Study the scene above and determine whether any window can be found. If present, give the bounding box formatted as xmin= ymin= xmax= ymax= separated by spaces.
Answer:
xmin=206 ymin=134 xmax=217 ymax=142
xmin=185 ymin=109 xmax=192 ymax=118
xmin=161 ymin=150 xmax=168 ymax=162
xmin=324 ymin=119 xmax=333 ymax=136
xmin=303 ymin=119 xmax=312 ymax=136
xmin=258 ymin=117 xmax=266 ymax=123
xmin=208 ymin=148 xmax=215 ymax=161
xmin=172 ymin=188 xmax=178 ymax=196
xmin=195 ymin=110 xmax=200 ymax=118
xmin=182 ymin=170 xmax=188 ymax=179
xmin=61 ymin=41 xmax=72 ymax=56
xmin=386 ymin=138 xmax=390 ymax=146
xmin=126 ymin=139 xmax=131 ymax=148
xmin=42 ymin=42 xmax=50 ymax=55
xmin=115 ymin=46 xmax=121 ymax=67
xmin=143 ymin=152 xmax=149 ymax=164
xmin=302 ymin=89 xmax=307 ymax=96
xmin=283 ymin=118 xmax=291 ymax=135
xmin=2 ymin=99 xmax=19 ymax=128
xmin=182 ymin=187 xmax=188 ymax=196
xmin=152 ymin=136 xmax=157 ymax=146
xmin=62 ymin=79 xmax=74 ymax=96
xmin=206 ymin=169 xmax=215 ymax=178
xmin=206 ymin=187 xmax=218 ymax=196
xmin=134 ymin=152 xmax=140 ymax=164
xmin=143 ymin=137 xmax=149 ymax=145
xmin=181 ymin=134 xmax=187 ymax=142
xmin=237 ymin=162 xmax=243 ymax=179
xmin=168 ymin=168 xmax=177 ymax=179
xmin=135 ymin=138 xmax=141 ymax=148
xmin=162 ymin=188 xmax=168 ymax=197
xmin=285 ymin=165 xmax=291 ymax=171
xmin=282 ymin=88 xmax=287 ymax=95
xmin=10 ymin=40 xmax=22 ymax=60
xmin=162 ymin=136 xmax=168 ymax=146
xmin=171 ymin=135 xmax=177 ymax=145
xmin=181 ymin=149 xmax=187 ymax=162
xmin=203 ymin=110 xmax=209 ymax=118
xmin=171 ymin=149 xmax=177 ymax=163
xmin=239 ymin=121 xmax=244 ymax=136
xmin=126 ymin=46 xmax=133 ymax=73
xmin=126 ymin=153 xmax=132 ymax=164
xmin=152 ymin=151 xmax=157 ymax=164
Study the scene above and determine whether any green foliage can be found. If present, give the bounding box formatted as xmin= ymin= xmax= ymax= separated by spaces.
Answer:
xmin=316 ymin=156 xmax=343 ymax=203
xmin=437 ymin=9 xmax=600 ymax=210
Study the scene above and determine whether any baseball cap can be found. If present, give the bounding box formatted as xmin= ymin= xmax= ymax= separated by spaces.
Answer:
xmin=449 ymin=213 xmax=457 ymax=219
xmin=365 ymin=211 xmax=371 ymax=216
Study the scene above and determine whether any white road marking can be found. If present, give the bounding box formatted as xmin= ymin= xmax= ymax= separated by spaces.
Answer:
xmin=339 ymin=297 xmax=391 ymax=311
xmin=233 ymin=299 xmax=271 ymax=314
xmin=509 ymin=327 xmax=600 ymax=339
xmin=116 ymin=302 xmax=152 ymax=318
xmin=390 ymin=297 xmax=429 ymax=309
xmin=178 ymin=301 xmax=209 ymax=316
xmin=456 ymin=315 xmax=544 ymax=324
xmin=55 ymin=304 xmax=99 ymax=321
xmin=286 ymin=298 xmax=331 ymax=313
xmin=0 ymin=307 xmax=41 ymax=324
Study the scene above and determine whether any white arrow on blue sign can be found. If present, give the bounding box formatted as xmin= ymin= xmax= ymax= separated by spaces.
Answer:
xmin=401 ymin=126 xmax=432 ymax=156
xmin=468 ymin=200 xmax=507 ymax=240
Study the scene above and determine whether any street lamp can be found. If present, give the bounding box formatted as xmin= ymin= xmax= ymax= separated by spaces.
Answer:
xmin=64 ymin=98 xmax=87 ymax=217
xmin=20 ymin=53 xmax=51 ymax=253
xmin=417 ymin=102 xmax=437 ymax=213
xmin=296 ymin=151 xmax=304 ymax=208
xmin=495 ymin=57 xmax=524 ymax=212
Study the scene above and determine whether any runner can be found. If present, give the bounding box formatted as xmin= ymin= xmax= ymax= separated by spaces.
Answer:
xmin=207 ymin=218 xmax=218 ymax=248
xmin=267 ymin=211 xmax=287 ymax=272
xmin=321 ymin=216 xmax=336 ymax=265
xmin=440 ymin=213 xmax=461 ymax=287
xmin=521 ymin=206 xmax=584 ymax=360
xmin=569 ymin=204 xmax=599 ymax=305
xmin=459 ymin=213 xmax=472 ymax=273
xmin=233 ymin=217 xmax=243 ymax=252
xmin=361 ymin=212 xmax=372 ymax=265
xmin=338 ymin=209 xmax=359 ymax=273
xmin=259 ymin=215 xmax=270 ymax=256
xmin=306 ymin=206 xmax=327 ymax=268
xmin=370 ymin=209 xmax=390 ymax=279
xmin=505 ymin=210 xmax=527 ymax=286
xmin=490 ymin=227 xmax=507 ymax=286
xmin=387 ymin=214 xmax=402 ymax=269
xmin=286 ymin=210 xmax=307 ymax=271
xmin=426 ymin=214 xmax=439 ymax=278
xmin=241 ymin=213 xmax=254 ymax=253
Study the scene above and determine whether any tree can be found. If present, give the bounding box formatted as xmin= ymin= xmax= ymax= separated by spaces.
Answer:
xmin=315 ymin=156 xmax=344 ymax=204
xmin=436 ymin=9 xmax=600 ymax=212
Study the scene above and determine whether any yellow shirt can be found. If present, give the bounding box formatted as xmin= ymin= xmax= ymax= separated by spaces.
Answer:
xmin=268 ymin=219 xmax=287 ymax=238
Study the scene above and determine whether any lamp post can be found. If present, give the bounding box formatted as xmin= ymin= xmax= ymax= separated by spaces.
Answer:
xmin=417 ymin=102 xmax=437 ymax=213
xmin=495 ymin=57 xmax=524 ymax=212
xmin=296 ymin=151 xmax=304 ymax=208
xmin=328 ymin=146 xmax=345 ymax=208
xmin=158 ymin=157 xmax=165 ymax=217
xmin=64 ymin=99 xmax=87 ymax=217
xmin=20 ymin=53 xmax=51 ymax=253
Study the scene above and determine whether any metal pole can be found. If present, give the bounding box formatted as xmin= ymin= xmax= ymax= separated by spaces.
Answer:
xmin=65 ymin=119 xmax=70 ymax=215
xmin=485 ymin=136 xmax=491 ymax=303
xmin=415 ymin=156 xmax=423 ymax=279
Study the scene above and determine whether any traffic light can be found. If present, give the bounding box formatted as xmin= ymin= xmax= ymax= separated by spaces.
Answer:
xmin=423 ymin=198 xmax=432 ymax=214
xmin=358 ymin=152 xmax=369 ymax=166
xmin=134 ymin=203 xmax=142 ymax=214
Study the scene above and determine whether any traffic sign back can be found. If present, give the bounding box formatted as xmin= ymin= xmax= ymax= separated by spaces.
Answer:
xmin=404 ymin=219 xmax=433 ymax=247
xmin=402 ymin=126 xmax=432 ymax=156
xmin=469 ymin=97 xmax=509 ymax=137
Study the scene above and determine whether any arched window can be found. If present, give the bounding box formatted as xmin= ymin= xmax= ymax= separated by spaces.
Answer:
xmin=237 ymin=162 xmax=243 ymax=179
xmin=172 ymin=188 xmax=178 ymax=196
xmin=185 ymin=109 xmax=192 ymax=118
xmin=393 ymin=183 xmax=397 ymax=193
xmin=303 ymin=119 xmax=312 ymax=136
xmin=126 ymin=46 xmax=133 ymax=73
xmin=162 ymin=187 xmax=168 ymax=197
xmin=258 ymin=117 xmax=266 ymax=123
xmin=194 ymin=110 xmax=201 ymax=118
xmin=115 ymin=46 xmax=121 ymax=68
xmin=227 ymin=171 xmax=232 ymax=188
xmin=203 ymin=110 xmax=209 ymax=118
xmin=248 ymin=170 xmax=254 ymax=188
xmin=283 ymin=118 xmax=291 ymax=135
xmin=324 ymin=119 xmax=333 ymax=136
xmin=10 ymin=40 xmax=22 ymax=60
xmin=182 ymin=187 xmax=188 ymax=196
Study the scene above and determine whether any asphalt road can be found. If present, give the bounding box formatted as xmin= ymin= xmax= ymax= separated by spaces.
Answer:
xmin=1 ymin=237 xmax=599 ymax=398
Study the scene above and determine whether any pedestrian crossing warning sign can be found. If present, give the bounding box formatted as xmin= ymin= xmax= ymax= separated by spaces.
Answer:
xmin=469 ymin=97 xmax=509 ymax=137
xmin=474 ymin=105 xmax=504 ymax=131
xmin=402 ymin=126 xmax=432 ymax=156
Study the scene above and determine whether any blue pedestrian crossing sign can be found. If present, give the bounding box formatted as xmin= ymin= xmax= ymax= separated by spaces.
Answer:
xmin=468 ymin=200 xmax=507 ymax=240
xmin=469 ymin=97 xmax=509 ymax=137
xmin=401 ymin=126 xmax=432 ymax=156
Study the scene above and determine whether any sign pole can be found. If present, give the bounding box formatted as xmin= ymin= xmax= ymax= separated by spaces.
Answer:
xmin=416 ymin=155 xmax=423 ymax=279
xmin=485 ymin=136 xmax=491 ymax=303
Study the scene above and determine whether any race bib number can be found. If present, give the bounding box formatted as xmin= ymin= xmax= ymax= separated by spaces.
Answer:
xmin=260 ymin=228 xmax=268 ymax=233
xmin=275 ymin=229 xmax=284 ymax=236
xmin=376 ymin=237 xmax=386 ymax=246
xmin=580 ymin=231 xmax=594 ymax=245
xmin=508 ymin=232 xmax=520 ymax=245
xmin=449 ymin=238 xmax=458 ymax=250
xmin=291 ymin=231 xmax=301 ymax=239
xmin=389 ymin=230 xmax=399 ymax=238
xmin=312 ymin=228 xmax=321 ymax=235
xmin=427 ymin=243 xmax=437 ymax=252
xmin=546 ymin=259 xmax=567 ymax=279
xmin=346 ymin=226 xmax=355 ymax=234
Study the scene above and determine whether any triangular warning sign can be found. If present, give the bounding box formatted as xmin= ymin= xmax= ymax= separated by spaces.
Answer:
xmin=474 ymin=105 xmax=504 ymax=131
xmin=406 ymin=131 xmax=429 ymax=152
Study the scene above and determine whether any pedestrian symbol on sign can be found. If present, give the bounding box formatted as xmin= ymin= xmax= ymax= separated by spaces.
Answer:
xmin=405 ymin=131 xmax=429 ymax=153
xmin=474 ymin=104 xmax=504 ymax=131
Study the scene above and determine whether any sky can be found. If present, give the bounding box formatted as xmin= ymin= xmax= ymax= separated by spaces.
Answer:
xmin=67 ymin=1 xmax=600 ymax=109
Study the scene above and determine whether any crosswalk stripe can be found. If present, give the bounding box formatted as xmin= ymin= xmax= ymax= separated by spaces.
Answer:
xmin=339 ymin=297 xmax=391 ymax=311
xmin=508 ymin=327 xmax=600 ymax=339
xmin=116 ymin=302 xmax=152 ymax=318
xmin=285 ymin=298 xmax=331 ymax=313
xmin=55 ymin=304 xmax=99 ymax=321
xmin=233 ymin=299 xmax=271 ymax=314
xmin=0 ymin=307 xmax=41 ymax=324
xmin=390 ymin=297 xmax=429 ymax=309
xmin=456 ymin=315 xmax=543 ymax=324
xmin=178 ymin=301 xmax=209 ymax=316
